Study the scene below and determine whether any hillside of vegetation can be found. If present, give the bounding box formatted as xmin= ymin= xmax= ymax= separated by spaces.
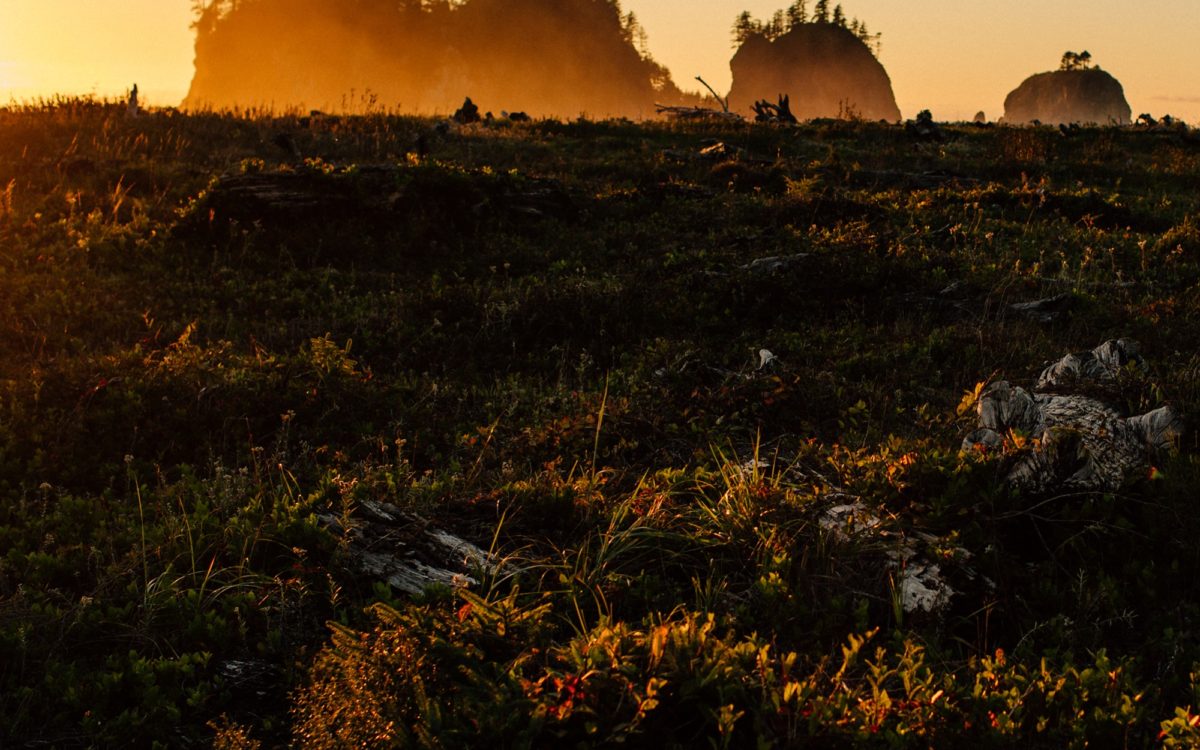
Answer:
xmin=185 ymin=0 xmax=684 ymax=118
xmin=2 ymin=100 xmax=1200 ymax=747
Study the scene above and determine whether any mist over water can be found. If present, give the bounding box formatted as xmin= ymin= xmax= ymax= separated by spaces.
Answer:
xmin=184 ymin=0 xmax=686 ymax=118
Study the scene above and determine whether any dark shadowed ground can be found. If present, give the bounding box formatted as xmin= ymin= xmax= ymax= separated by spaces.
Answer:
xmin=1 ymin=100 xmax=1200 ymax=747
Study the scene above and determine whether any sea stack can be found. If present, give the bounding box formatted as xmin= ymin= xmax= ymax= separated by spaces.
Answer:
xmin=1004 ymin=68 xmax=1131 ymax=125
xmin=728 ymin=22 xmax=901 ymax=122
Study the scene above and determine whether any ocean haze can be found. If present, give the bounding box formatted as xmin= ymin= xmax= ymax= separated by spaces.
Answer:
xmin=625 ymin=0 xmax=1200 ymax=122
xmin=0 ymin=0 xmax=1197 ymax=122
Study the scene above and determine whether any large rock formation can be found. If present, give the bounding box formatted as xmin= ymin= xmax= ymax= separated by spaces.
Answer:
xmin=727 ymin=23 xmax=901 ymax=122
xmin=1003 ymin=69 xmax=1132 ymax=125
xmin=183 ymin=0 xmax=682 ymax=119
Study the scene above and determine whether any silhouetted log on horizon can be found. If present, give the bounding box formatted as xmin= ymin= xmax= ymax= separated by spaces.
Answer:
xmin=656 ymin=104 xmax=743 ymax=122
xmin=1003 ymin=69 xmax=1132 ymax=125
xmin=727 ymin=23 xmax=900 ymax=122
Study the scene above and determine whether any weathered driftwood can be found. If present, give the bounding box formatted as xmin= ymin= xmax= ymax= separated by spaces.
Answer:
xmin=696 ymin=142 xmax=740 ymax=161
xmin=962 ymin=339 xmax=1184 ymax=494
xmin=656 ymin=104 xmax=743 ymax=122
xmin=1008 ymin=293 xmax=1075 ymax=324
xmin=661 ymin=141 xmax=774 ymax=166
xmin=739 ymin=254 xmax=810 ymax=274
xmin=194 ymin=165 xmax=574 ymax=228
xmin=819 ymin=501 xmax=959 ymax=615
xmin=751 ymin=95 xmax=798 ymax=124
xmin=910 ymin=285 xmax=1152 ymax=328
xmin=320 ymin=500 xmax=494 ymax=595
xmin=848 ymin=169 xmax=981 ymax=190
xmin=694 ymin=76 xmax=731 ymax=114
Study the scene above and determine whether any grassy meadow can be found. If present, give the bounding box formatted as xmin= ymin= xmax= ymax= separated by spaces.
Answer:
xmin=2 ymin=97 xmax=1200 ymax=747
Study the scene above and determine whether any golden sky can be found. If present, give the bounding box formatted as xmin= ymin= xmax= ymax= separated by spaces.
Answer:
xmin=1 ymin=0 xmax=1197 ymax=121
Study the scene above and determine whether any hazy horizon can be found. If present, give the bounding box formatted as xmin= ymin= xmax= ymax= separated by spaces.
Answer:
xmin=1 ymin=0 xmax=1197 ymax=122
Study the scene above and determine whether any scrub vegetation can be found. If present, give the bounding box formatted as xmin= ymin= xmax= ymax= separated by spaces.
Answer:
xmin=1 ymin=97 xmax=1199 ymax=747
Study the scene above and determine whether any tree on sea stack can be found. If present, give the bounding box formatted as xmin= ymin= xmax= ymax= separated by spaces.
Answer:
xmin=1060 ymin=50 xmax=1094 ymax=71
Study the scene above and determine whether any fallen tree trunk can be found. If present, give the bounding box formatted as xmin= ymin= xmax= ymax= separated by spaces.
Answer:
xmin=320 ymin=500 xmax=494 ymax=596
xmin=656 ymin=104 xmax=743 ymax=122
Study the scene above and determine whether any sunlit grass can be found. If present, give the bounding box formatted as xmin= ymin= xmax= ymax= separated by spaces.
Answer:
xmin=0 ymin=99 xmax=1198 ymax=747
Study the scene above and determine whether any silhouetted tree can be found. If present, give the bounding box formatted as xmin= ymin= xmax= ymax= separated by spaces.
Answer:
xmin=732 ymin=10 xmax=760 ymax=45
xmin=768 ymin=9 xmax=786 ymax=37
xmin=857 ymin=22 xmax=880 ymax=55
xmin=734 ymin=2 xmax=881 ymax=57
xmin=190 ymin=0 xmax=225 ymax=37
xmin=622 ymin=10 xmax=650 ymax=55
xmin=1060 ymin=50 xmax=1094 ymax=71
xmin=785 ymin=0 xmax=807 ymax=28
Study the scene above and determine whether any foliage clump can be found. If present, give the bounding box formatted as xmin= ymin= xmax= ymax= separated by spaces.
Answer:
xmin=1060 ymin=50 xmax=1095 ymax=71
xmin=292 ymin=600 xmax=1160 ymax=748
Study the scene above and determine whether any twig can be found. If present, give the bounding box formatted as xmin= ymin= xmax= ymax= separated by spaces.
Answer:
xmin=695 ymin=76 xmax=729 ymax=113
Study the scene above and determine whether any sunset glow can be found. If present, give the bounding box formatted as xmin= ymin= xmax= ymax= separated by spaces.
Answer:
xmin=0 ymin=60 xmax=17 ymax=89
xmin=0 ymin=0 xmax=1197 ymax=120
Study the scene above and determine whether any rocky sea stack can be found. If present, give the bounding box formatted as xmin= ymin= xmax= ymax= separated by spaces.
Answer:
xmin=1003 ymin=68 xmax=1132 ymax=125
xmin=728 ymin=23 xmax=901 ymax=122
xmin=183 ymin=0 xmax=681 ymax=118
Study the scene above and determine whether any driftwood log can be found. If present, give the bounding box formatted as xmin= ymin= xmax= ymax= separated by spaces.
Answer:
xmin=656 ymin=104 xmax=743 ymax=122
xmin=962 ymin=339 xmax=1184 ymax=494
xmin=320 ymin=500 xmax=493 ymax=595
xmin=192 ymin=165 xmax=575 ymax=227
xmin=752 ymin=95 xmax=798 ymax=124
